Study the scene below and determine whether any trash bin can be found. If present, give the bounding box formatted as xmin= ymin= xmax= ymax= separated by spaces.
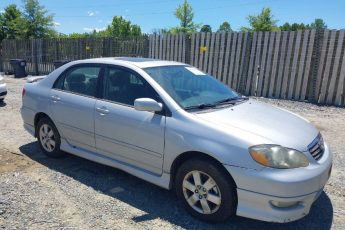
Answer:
xmin=9 ymin=59 xmax=27 ymax=78
xmin=53 ymin=60 xmax=70 ymax=69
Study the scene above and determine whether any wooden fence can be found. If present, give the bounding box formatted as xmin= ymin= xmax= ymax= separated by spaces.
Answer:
xmin=0 ymin=36 xmax=149 ymax=75
xmin=148 ymin=30 xmax=345 ymax=106
xmin=1 ymin=30 xmax=345 ymax=106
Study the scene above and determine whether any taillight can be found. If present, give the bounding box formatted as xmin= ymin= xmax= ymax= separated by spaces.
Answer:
xmin=22 ymin=88 xmax=26 ymax=97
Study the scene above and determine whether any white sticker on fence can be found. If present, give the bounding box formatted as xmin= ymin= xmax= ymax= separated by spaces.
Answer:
xmin=185 ymin=67 xmax=206 ymax=75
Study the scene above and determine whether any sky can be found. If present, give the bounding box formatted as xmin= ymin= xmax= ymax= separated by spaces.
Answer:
xmin=0 ymin=0 xmax=344 ymax=34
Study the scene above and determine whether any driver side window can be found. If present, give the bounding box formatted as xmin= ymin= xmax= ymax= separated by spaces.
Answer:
xmin=103 ymin=67 xmax=159 ymax=106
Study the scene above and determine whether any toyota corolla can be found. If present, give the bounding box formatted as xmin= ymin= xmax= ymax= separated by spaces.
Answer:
xmin=21 ymin=57 xmax=332 ymax=223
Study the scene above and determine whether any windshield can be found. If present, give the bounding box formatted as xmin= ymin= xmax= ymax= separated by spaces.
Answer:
xmin=144 ymin=65 xmax=239 ymax=109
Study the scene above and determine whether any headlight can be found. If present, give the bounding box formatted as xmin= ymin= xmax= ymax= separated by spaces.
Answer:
xmin=249 ymin=144 xmax=309 ymax=169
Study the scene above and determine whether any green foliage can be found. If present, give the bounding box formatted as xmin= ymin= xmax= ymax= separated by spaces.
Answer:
xmin=171 ymin=0 xmax=199 ymax=34
xmin=310 ymin=18 xmax=327 ymax=29
xmin=241 ymin=7 xmax=279 ymax=32
xmin=22 ymin=0 xmax=56 ymax=38
xmin=218 ymin=21 xmax=232 ymax=32
xmin=0 ymin=4 xmax=26 ymax=41
xmin=280 ymin=22 xmax=309 ymax=31
xmin=200 ymin=25 xmax=212 ymax=33
xmin=106 ymin=16 xmax=141 ymax=37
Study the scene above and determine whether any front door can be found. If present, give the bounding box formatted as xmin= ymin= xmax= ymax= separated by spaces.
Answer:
xmin=95 ymin=66 xmax=165 ymax=175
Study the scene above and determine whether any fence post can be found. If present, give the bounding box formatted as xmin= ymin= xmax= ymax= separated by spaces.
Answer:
xmin=32 ymin=39 xmax=39 ymax=76
xmin=184 ymin=34 xmax=191 ymax=64
xmin=238 ymin=32 xmax=252 ymax=94
xmin=308 ymin=29 xmax=324 ymax=102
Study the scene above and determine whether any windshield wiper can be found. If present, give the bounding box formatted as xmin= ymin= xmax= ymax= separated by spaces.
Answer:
xmin=215 ymin=96 xmax=249 ymax=105
xmin=184 ymin=103 xmax=217 ymax=111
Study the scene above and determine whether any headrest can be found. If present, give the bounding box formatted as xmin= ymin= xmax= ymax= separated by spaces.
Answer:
xmin=67 ymin=73 xmax=85 ymax=83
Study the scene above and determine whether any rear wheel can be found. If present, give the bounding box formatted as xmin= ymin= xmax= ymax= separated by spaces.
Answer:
xmin=175 ymin=158 xmax=237 ymax=223
xmin=37 ymin=117 xmax=64 ymax=158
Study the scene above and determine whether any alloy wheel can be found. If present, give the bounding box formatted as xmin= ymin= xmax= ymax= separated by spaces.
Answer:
xmin=182 ymin=170 xmax=222 ymax=214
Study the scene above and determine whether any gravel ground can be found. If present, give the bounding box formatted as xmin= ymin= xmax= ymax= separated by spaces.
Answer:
xmin=0 ymin=76 xmax=344 ymax=230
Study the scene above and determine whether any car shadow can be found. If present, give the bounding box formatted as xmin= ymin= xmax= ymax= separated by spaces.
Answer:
xmin=0 ymin=101 xmax=6 ymax=107
xmin=19 ymin=142 xmax=333 ymax=230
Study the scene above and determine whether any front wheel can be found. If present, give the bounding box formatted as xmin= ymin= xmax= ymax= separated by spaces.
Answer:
xmin=175 ymin=159 xmax=237 ymax=223
xmin=37 ymin=117 xmax=64 ymax=158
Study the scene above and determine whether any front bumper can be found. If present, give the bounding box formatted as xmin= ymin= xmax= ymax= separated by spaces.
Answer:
xmin=225 ymin=143 xmax=332 ymax=223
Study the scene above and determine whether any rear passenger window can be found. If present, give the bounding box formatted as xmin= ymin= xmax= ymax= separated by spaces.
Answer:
xmin=55 ymin=66 xmax=101 ymax=97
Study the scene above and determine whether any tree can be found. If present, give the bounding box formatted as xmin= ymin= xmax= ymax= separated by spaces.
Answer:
xmin=171 ymin=0 xmax=199 ymax=34
xmin=0 ymin=4 xmax=26 ymax=41
xmin=310 ymin=18 xmax=327 ymax=29
xmin=280 ymin=22 xmax=308 ymax=31
xmin=200 ymin=25 xmax=212 ymax=33
xmin=106 ymin=16 xmax=141 ymax=37
xmin=241 ymin=7 xmax=279 ymax=32
xmin=22 ymin=0 xmax=56 ymax=38
xmin=218 ymin=21 xmax=232 ymax=32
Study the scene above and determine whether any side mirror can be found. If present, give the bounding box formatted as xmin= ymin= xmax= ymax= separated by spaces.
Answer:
xmin=134 ymin=98 xmax=163 ymax=112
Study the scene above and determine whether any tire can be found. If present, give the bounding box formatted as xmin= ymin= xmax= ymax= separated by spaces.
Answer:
xmin=37 ymin=117 xmax=64 ymax=158
xmin=175 ymin=158 xmax=237 ymax=223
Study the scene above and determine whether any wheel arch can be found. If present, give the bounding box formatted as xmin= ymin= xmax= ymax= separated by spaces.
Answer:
xmin=34 ymin=112 xmax=54 ymax=137
xmin=169 ymin=151 xmax=238 ymax=190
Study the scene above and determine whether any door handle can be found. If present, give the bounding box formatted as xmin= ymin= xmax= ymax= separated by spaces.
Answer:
xmin=96 ymin=107 xmax=109 ymax=114
xmin=51 ymin=95 xmax=61 ymax=102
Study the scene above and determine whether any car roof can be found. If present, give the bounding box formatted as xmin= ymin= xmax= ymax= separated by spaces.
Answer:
xmin=77 ymin=57 xmax=187 ymax=69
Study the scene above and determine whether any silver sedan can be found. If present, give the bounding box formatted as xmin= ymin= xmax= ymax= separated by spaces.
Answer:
xmin=21 ymin=57 xmax=332 ymax=223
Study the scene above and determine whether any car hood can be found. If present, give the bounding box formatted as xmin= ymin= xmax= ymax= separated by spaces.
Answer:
xmin=194 ymin=100 xmax=318 ymax=151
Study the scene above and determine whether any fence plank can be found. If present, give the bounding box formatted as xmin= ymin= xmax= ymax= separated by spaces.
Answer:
xmin=251 ymin=32 xmax=263 ymax=95
xmin=223 ymin=33 xmax=233 ymax=86
xmin=257 ymin=32 xmax=269 ymax=96
xmin=314 ymin=30 xmax=330 ymax=101
xmin=263 ymin=32 xmax=276 ymax=97
xmin=212 ymin=32 xmax=221 ymax=78
xmin=246 ymin=32 xmax=257 ymax=95
xmin=174 ymin=34 xmax=179 ymax=61
xmin=218 ymin=32 xmax=226 ymax=82
xmin=199 ymin=32 xmax=205 ymax=70
xmin=319 ymin=30 xmax=337 ymax=103
xmin=238 ymin=32 xmax=249 ymax=92
xmin=178 ymin=33 xmax=183 ymax=62
xmin=288 ymin=30 xmax=302 ymax=99
xmin=335 ymin=54 xmax=345 ymax=106
xmin=233 ymin=32 xmax=243 ymax=89
xmin=194 ymin=33 xmax=200 ymax=67
xmin=300 ymin=29 xmax=316 ymax=100
xmin=327 ymin=30 xmax=345 ymax=104
xmin=281 ymin=31 xmax=295 ymax=99
xmin=207 ymin=33 xmax=216 ymax=75
xmin=268 ymin=31 xmax=281 ymax=97
xmin=228 ymin=32 xmax=238 ymax=87
xmin=203 ymin=32 xmax=211 ymax=72
xmin=190 ymin=33 xmax=195 ymax=66
xmin=295 ymin=30 xmax=309 ymax=99
xmin=275 ymin=31 xmax=288 ymax=98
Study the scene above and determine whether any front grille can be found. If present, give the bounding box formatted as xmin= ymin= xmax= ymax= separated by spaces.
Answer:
xmin=308 ymin=134 xmax=325 ymax=161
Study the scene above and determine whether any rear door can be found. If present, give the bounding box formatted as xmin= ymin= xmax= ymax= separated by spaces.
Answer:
xmin=50 ymin=64 xmax=102 ymax=152
xmin=94 ymin=66 xmax=165 ymax=175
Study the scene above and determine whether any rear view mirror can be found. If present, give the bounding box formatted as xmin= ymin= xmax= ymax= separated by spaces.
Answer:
xmin=134 ymin=98 xmax=163 ymax=112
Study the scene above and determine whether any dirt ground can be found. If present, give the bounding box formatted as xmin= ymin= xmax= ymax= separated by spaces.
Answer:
xmin=0 ymin=76 xmax=344 ymax=230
